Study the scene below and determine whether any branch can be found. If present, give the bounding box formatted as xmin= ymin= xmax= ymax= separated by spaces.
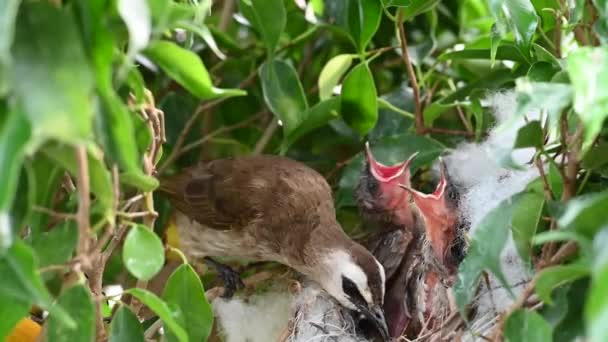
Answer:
xmin=253 ymin=117 xmax=278 ymax=155
xmin=397 ymin=10 xmax=424 ymax=135
xmin=75 ymin=146 xmax=92 ymax=264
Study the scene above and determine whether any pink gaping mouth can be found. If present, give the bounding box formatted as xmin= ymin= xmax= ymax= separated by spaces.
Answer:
xmin=365 ymin=142 xmax=417 ymax=182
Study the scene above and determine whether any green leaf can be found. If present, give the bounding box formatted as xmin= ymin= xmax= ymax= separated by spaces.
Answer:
xmin=0 ymin=295 xmax=29 ymax=341
xmin=511 ymin=191 xmax=544 ymax=263
xmin=42 ymin=144 xmax=114 ymax=216
xmin=586 ymin=227 xmax=608 ymax=342
xmin=439 ymin=44 xmax=529 ymax=64
xmin=27 ymin=155 xmax=63 ymax=235
xmin=514 ymin=120 xmax=543 ymax=148
xmin=337 ymin=133 xmax=444 ymax=207
xmin=341 ymin=62 xmax=378 ymax=135
xmin=505 ymin=309 xmax=553 ymax=342
xmin=528 ymin=61 xmax=561 ymax=82
xmin=47 ymin=285 xmax=95 ymax=342
xmin=488 ymin=0 xmax=538 ymax=50
xmin=0 ymin=107 xmax=30 ymax=251
xmin=144 ymin=40 xmax=246 ymax=100
xmin=117 ymin=0 xmax=151 ymax=56
xmin=163 ymin=264 xmax=213 ymax=342
xmin=281 ymin=98 xmax=341 ymax=153
xmin=453 ymin=194 xmax=524 ymax=312
xmin=123 ymin=225 xmax=165 ymax=281
xmin=567 ymin=47 xmax=608 ymax=151
xmin=559 ymin=191 xmax=608 ymax=237
xmin=0 ymin=0 xmax=20 ymax=94
xmin=513 ymin=78 xmax=572 ymax=131
xmin=318 ymin=54 xmax=356 ymax=101
xmin=109 ymin=306 xmax=145 ymax=342
xmin=0 ymin=241 xmax=74 ymax=328
xmin=259 ymin=59 xmax=309 ymax=136
xmin=31 ymin=221 xmax=78 ymax=269
xmin=125 ymin=288 xmax=188 ymax=342
xmin=548 ymin=158 xmax=564 ymax=199
xmin=11 ymin=2 xmax=94 ymax=146
xmin=344 ymin=0 xmax=382 ymax=52
xmin=536 ymin=264 xmax=590 ymax=305
xmin=382 ymin=0 xmax=411 ymax=7
xmin=239 ymin=0 xmax=286 ymax=54
xmin=401 ymin=0 xmax=441 ymax=20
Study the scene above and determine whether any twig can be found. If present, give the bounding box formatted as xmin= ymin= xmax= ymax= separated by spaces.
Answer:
xmin=397 ymin=10 xmax=424 ymax=135
xmin=75 ymin=146 xmax=92 ymax=264
xmin=253 ymin=118 xmax=278 ymax=155
xmin=32 ymin=206 xmax=77 ymax=220
xmin=144 ymin=318 xmax=164 ymax=340
xmin=534 ymin=155 xmax=554 ymax=201
xmin=218 ymin=0 xmax=235 ymax=31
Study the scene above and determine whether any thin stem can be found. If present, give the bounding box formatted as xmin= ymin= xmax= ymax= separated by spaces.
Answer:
xmin=397 ymin=10 xmax=424 ymax=135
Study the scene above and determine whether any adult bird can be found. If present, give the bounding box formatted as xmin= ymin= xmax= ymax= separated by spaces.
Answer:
xmin=355 ymin=143 xmax=467 ymax=338
xmin=159 ymin=155 xmax=389 ymax=341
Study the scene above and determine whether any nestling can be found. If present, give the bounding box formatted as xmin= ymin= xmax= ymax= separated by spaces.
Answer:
xmin=159 ymin=155 xmax=389 ymax=341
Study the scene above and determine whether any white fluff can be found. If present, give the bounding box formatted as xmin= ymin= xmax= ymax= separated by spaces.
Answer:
xmin=213 ymin=291 xmax=293 ymax=342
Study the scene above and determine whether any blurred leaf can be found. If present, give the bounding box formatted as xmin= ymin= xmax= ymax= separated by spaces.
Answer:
xmin=123 ymin=224 xmax=165 ymax=281
xmin=118 ymin=0 xmax=151 ymax=57
xmin=567 ymin=47 xmax=608 ymax=151
xmin=533 ymin=43 xmax=561 ymax=66
xmin=559 ymin=191 xmax=608 ymax=237
xmin=454 ymin=194 xmax=524 ymax=312
xmin=586 ymin=227 xmax=608 ymax=342
xmin=401 ymin=0 xmax=440 ymax=20
xmin=512 ymin=191 xmax=544 ymax=263
xmin=11 ymin=2 xmax=94 ymax=145
xmin=30 ymin=221 xmax=77 ymax=268
xmin=382 ymin=0 xmax=411 ymax=7
xmin=548 ymin=159 xmax=564 ymax=199
xmin=163 ymin=264 xmax=213 ymax=342
xmin=125 ymin=288 xmax=188 ymax=342
xmin=144 ymin=40 xmax=246 ymax=100
xmin=513 ymin=79 xmax=572 ymax=130
xmin=343 ymin=0 xmax=382 ymax=52
xmin=341 ymin=62 xmax=378 ymax=135
xmin=27 ymin=155 xmax=62 ymax=235
xmin=337 ymin=133 xmax=445 ymax=207
xmin=239 ymin=0 xmax=285 ymax=53
xmin=488 ymin=0 xmax=538 ymax=50
xmin=505 ymin=309 xmax=553 ymax=342
xmin=259 ymin=59 xmax=308 ymax=136
xmin=281 ymin=97 xmax=341 ymax=153
xmin=0 ymin=241 xmax=74 ymax=328
xmin=0 ymin=108 xmax=30 ymax=250
xmin=178 ymin=22 xmax=226 ymax=60
xmin=318 ymin=54 xmax=356 ymax=101
xmin=0 ymin=0 xmax=20 ymax=94
xmin=47 ymin=285 xmax=95 ymax=342
xmin=514 ymin=120 xmax=543 ymax=148
xmin=439 ymin=44 xmax=528 ymax=63
xmin=536 ymin=264 xmax=590 ymax=305
xmin=528 ymin=61 xmax=560 ymax=82
xmin=42 ymin=144 xmax=114 ymax=216
xmin=109 ymin=306 xmax=145 ymax=342
xmin=582 ymin=141 xmax=608 ymax=170
xmin=0 ymin=296 xmax=29 ymax=341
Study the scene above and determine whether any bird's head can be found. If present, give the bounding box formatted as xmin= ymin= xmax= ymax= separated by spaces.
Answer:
xmin=356 ymin=142 xmax=417 ymax=227
xmin=399 ymin=158 xmax=464 ymax=278
xmin=317 ymin=245 xmax=389 ymax=341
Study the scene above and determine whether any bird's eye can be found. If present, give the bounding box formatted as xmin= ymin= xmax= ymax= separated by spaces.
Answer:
xmin=342 ymin=276 xmax=367 ymax=306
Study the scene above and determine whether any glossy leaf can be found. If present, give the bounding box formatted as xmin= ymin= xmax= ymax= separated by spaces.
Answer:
xmin=344 ymin=0 xmax=382 ymax=52
xmin=514 ymin=120 xmax=543 ymax=148
xmin=318 ymin=54 xmax=355 ymax=101
xmin=558 ymin=191 xmax=608 ymax=237
xmin=125 ymin=288 xmax=188 ymax=342
xmin=528 ymin=61 xmax=560 ymax=82
xmin=337 ymin=133 xmax=445 ymax=207
xmin=453 ymin=194 xmax=524 ymax=311
xmin=0 ymin=0 xmax=20 ymax=94
xmin=11 ymin=2 xmax=94 ymax=145
xmin=341 ymin=62 xmax=378 ymax=135
xmin=118 ymin=0 xmax=150 ymax=55
xmin=259 ymin=59 xmax=309 ymax=136
xmin=567 ymin=47 xmax=608 ymax=151
xmin=488 ymin=0 xmax=538 ymax=49
xmin=504 ymin=309 xmax=553 ymax=342
xmin=401 ymin=0 xmax=441 ymax=20
xmin=536 ymin=264 xmax=590 ymax=305
xmin=109 ymin=306 xmax=145 ymax=342
xmin=0 ymin=241 xmax=74 ymax=328
xmin=144 ymin=40 xmax=246 ymax=100
xmin=239 ymin=0 xmax=285 ymax=53
xmin=439 ymin=44 xmax=528 ymax=64
xmin=163 ymin=264 xmax=214 ymax=342
xmin=511 ymin=192 xmax=544 ymax=263
xmin=123 ymin=225 xmax=165 ymax=281
xmin=281 ymin=97 xmax=341 ymax=153
xmin=47 ymin=285 xmax=95 ymax=342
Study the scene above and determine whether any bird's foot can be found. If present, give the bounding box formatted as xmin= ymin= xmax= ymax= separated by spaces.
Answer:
xmin=203 ymin=257 xmax=245 ymax=298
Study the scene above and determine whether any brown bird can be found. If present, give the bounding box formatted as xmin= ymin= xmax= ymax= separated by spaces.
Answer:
xmin=356 ymin=144 xmax=467 ymax=338
xmin=159 ymin=155 xmax=389 ymax=341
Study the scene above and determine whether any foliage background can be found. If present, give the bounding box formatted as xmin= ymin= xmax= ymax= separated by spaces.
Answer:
xmin=1 ymin=0 xmax=607 ymax=341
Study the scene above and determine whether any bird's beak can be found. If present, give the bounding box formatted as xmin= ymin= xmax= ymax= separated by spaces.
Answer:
xmin=364 ymin=142 xmax=417 ymax=183
xmin=357 ymin=303 xmax=390 ymax=341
